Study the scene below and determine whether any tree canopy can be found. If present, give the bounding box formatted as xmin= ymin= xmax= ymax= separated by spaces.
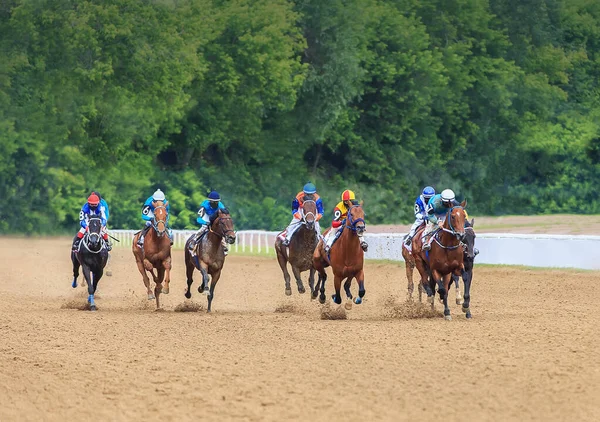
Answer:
xmin=1 ymin=0 xmax=598 ymax=234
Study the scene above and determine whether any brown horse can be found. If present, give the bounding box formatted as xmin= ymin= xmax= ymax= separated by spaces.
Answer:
xmin=184 ymin=209 xmax=236 ymax=312
xmin=412 ymin=202 xmax=467 ymax=320
xmin=313 ymin=203 xmax=367 ymax=309
xmin=132 ymin=201 xmax=172 ymax=309
xmin=274 ymin=198 xmax=319 ymax=296
xmin=401 ymin=230 xmax=424 ymax=302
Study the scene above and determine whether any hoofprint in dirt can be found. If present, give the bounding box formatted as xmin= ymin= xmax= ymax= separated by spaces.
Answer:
xmin=0 ymin=238 xmax=599 ymax=421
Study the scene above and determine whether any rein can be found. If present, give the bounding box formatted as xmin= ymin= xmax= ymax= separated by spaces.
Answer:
xmin=210 ymin=215 xmax=235 ymax=239
xmin=433 ymin=206 xmax=465 ymax=250
xmin=301 ymin=200 xmax=316 ymax=226
xmin=81 ymin=219 xmax=105 ymax=254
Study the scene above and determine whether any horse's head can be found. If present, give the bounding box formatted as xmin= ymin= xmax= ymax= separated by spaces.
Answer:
xmin=347 ymin=201 xmax=366 ymax=236
xmin=463 ymin=218 xmax=477 ymax=260
xmin=87 ymin=215 xmax=103 ymax=248
xmin=212 ymin=209 xmax=236 ymax=244
xmin=152 ymin=200 xmax=168 ymax=236
xmin=445 ymin=200 xmax=467 ymax=240
xmin=301 ymin=195 xmax=317 ymax=230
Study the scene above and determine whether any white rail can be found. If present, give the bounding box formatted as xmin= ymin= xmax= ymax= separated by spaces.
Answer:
xmin=110 ymin=230 xmax=600 ymax=270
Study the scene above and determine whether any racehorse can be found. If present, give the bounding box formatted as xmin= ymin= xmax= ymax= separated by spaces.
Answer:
xmin=184 ymin=209 xmax=236 ymax=312
xmin=274 ymin=198 xmax=319 ymax=296
xmin=132 ymin=200 xmax=172 ymax=309
xmin=452 ymin=218 xmax=476 ymax=318
xmin=401 ymin=232 xmax=423 ymax=302
xmin=71 ymin=214 xmax=109 ymax=311
xmin=412 ymin=202 xmax=467 ymax=320
xmin=313 ymin=202 xmax=367 ymax=310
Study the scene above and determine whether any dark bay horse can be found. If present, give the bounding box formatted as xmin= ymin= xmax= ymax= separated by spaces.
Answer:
xmin=71 ymin=215 xmax=109 ymax=311
xmin=412 ymin=202 xmax=467 ymax=320
xmin=184 ymin=209 xmax=236 ymax=312
xmin=313 ymin=203 xmax=367 ymax=310
xmin=274 ymin=198 xmax=319 ymax=296
xmin=452 ymin=218 xmax=476 ymax=318
xmin=132 ymin=200 xmax=172 ymax=309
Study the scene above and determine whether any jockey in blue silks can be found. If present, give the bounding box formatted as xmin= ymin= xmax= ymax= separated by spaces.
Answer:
xmin=73 ymin=193 xmax=110 ymax=251
xmin=189 ymin=190 xmax=229 ymax=255
xmin=422 ymin=188 xmax=456 ymax=251
xmin=404 ymin=186 xmax=435 ymax=246
xmin=136 ymin=188 xmax=173 ymax=247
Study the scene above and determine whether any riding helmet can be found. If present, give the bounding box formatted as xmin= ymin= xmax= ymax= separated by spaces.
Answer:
xmin=422 ymin=186 xmax=435 ymax=199
xmin=303 ymin=182 xmax=317 ymax=195
xmin=441 ymin=189 xmax=455 ymax=202
xmin=208 ymin=190 xmax=221 ymax=202
xmin=152 ymin=189 xmax=166 ymax=201
xmin=87 ymin=193 xmax=100 ymax=206
xmin=341 ymin=190 xmax=356 ymax=201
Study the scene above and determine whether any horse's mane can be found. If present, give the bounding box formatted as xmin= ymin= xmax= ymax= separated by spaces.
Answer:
xmin=350 ymin=200 xmax=359 ymax=206
xmin=303 ymin=194 xmax=315 ymax=202
xmin=219 ymin=208 xmax=230 ymax=215
xmin=465 ymin=219 xmax=472 ymax=228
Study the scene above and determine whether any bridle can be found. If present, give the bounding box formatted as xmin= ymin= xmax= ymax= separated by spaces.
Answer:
xmin=152 ymin=205 xmax=168 ymax=236
xmin=301 ymin=200 xmax=316 ymax=226
xmin=346 ymin=204 xmax=366 ymax=232
xmin=433 ymin=206 xmax=465 ymax=250
xmin=82 ymin=216 xmax=105 ymax=254
xmin=211 ymin=213 xmax=235 ymax=239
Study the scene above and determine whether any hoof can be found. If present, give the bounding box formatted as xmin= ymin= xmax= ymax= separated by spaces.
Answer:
xmin=147 ymin=294 xmax=155 ymax=300
xmin=319 ymin=295 xmax=326 ymax=305
xmin=444 ymin=315 xmax=452 ymax=321
xmin=311 ymin=291 xmax=318 ymax=300
xmin=184 ymin=291 xmax=191 ymax=299
xmin=466 ymin=311 xmax=472 ymax=319
xmin=456 ymin=298 xmax=463 ymax=305
xmin=90 ymin=306 xmax=97 ymax=311
xmin=163 ymin=286 xmax=170 ymax=295
xmin=462 ymin=306 xmax=469 ymax=314
xmin=71 ymin=279 xmax=77 ymax=289
xmin=298 ymin=286 xmax=306 ymax=294
xmin=106 ymin=271 xmax=113 ymax=277
xmin=285 ymin=288 xmax=292 ymax=296
xmin=344 ymin=300 xmax=353 ymax=311
xmin=354 ymin=297 xmax=362 ymax=305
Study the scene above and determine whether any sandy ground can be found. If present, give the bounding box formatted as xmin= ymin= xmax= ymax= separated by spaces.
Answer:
xmin=1 ymin=238 xmax=599 ymax=422
xmin=371 ymin=214 xmax=600 ymax=235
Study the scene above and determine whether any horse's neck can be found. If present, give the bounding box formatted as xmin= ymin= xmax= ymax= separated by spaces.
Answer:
xmin=339 ymin=223 xmax=360 ymax=258
xmin=439 ymin=221 xmax=460 ymax=247
xmin=203 ymin=229 xmax=222 ymax=251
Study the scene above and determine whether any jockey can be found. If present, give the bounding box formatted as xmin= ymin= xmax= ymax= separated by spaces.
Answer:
xmin=422 ymin=188 xmax=456 ymax=251
xmin=137 ymin=189 xmax=172 ymax=247
xmin=189 ymin=190 xmax=229 ymax=255
xmin=323 ymin=189 xmax=368 ymax=253
xmin=91 ymin=191 xmax=110 ymax=223
xmin=404 ymin=186 xmax=435 ymax=245
xmin=72 ymin=193 xmax=110 ymax=251
xmin=280 ymin=182 xmax=324 ymax=246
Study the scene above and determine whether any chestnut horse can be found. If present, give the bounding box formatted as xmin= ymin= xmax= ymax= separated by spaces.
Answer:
xmin=184 ymin=209 xmax=236 ymax=312
xmin=274 ymin=198 xmax=319 ymax=296
xmin=412 ymin=202 xmax=466 ymax=320
xmin=132 ymin=200 xmax=172 ymax=309
xmin=401 ymin=231 xmax=423 ymax=302
xmin=313 ymin=203 xmax=367 ymax=310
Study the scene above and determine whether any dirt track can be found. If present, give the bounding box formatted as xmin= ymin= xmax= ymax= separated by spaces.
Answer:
xmin=1 ymin=238 xmax=599 ymax=421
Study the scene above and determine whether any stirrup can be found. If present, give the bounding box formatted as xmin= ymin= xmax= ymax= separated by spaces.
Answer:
xmin=423 ymin=243 xmax=431 ymax=251
xmin=282 ymin=238 xmax=290 ymax=246
xmin=404 ymin=236 xmax=412 ymax=245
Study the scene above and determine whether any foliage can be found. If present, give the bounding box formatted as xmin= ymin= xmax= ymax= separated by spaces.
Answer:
xmin=1 ymin=0 xmax=598 ymax=234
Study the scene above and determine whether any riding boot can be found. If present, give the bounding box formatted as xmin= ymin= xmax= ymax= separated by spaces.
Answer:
xmin=137 ymin=225 xmax=150 ymax=248
xmin=404 ymin=235 xmax=413 ymax=246
xmin=73 ymin=237 xmax=82 ymax=251
xmin=359 ymin=237 xmax=368 ymax=252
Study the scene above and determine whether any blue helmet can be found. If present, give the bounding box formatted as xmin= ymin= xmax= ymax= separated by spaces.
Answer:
xmin=422 ymin=186 xmax=435 ymax=199
xmin=208 ymin=190 xmax=221 ymax=202
xmin=303 ymin=182 xmax=317 ymax=194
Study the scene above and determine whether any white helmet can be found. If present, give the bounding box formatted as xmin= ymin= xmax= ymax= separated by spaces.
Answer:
xmin=441 ymin=189 xmax=455 ymax=202
xmin=152 ymin=189 xmax=166 ymax=201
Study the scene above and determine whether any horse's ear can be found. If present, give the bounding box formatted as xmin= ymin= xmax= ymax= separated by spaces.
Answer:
xmin=471 ymin=218 xmax=475 ymax=227
xmin=460 ymin=199 xmax=467 ymax=208
xmin=359 ymin=200 xmax=364 ymax=207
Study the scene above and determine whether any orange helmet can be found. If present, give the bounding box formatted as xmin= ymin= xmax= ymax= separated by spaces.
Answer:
xmin=87 ymin=194 xmax=100 ymax=206
xmin=341 ymin=190 xmax=356 ymax=201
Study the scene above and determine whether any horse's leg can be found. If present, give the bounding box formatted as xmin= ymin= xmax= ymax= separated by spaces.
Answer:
xmin=207 ymin=269 xmax=222 ymax=313
xmin=318 ymin=271 xmax=327 ymax=304
xmin=162 ymin=257 xmax=171 ymax=295
xmin=331 ymin=274 xmax=342 ymax=305
xmin=276 ymin=246 xmax=292 ymax=296
xmin=292 ymin=265 xmax=305 ymax=294
xmin=135 ymin=259 xmax=154 ymax=300
xmin=71 ymin=251 xmax=80 ymax=288
xmin=154 ymin=267 xmax=165 ymax=309
xmin=355 ymin=269 xmax=366 ymax=305
xmin=308 ymin=268 xmax=316 ymax=299
xmin=406 ymin=260 xmax=414 ymax=302
xmin=184 ymin=249 xmax=195 ymax=299
xmin=462 ymin=267 xmax=473 ymax=319
xmin=198 ymin=263 xmax=210 ymax=294
xmin=82 ymin=265 xmax=96 ymax=311
xmin=342 ymin=277 xmax=353 ymax=310
xmin=453 ymin=274 xmax=463 ymax=305
xmin=439 ymin=273 xmax=452 ymax=320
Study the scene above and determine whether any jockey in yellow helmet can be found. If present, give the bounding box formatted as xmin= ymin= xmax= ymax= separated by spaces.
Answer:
xmin=323 ymin=189 xmax=367 ymax=252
